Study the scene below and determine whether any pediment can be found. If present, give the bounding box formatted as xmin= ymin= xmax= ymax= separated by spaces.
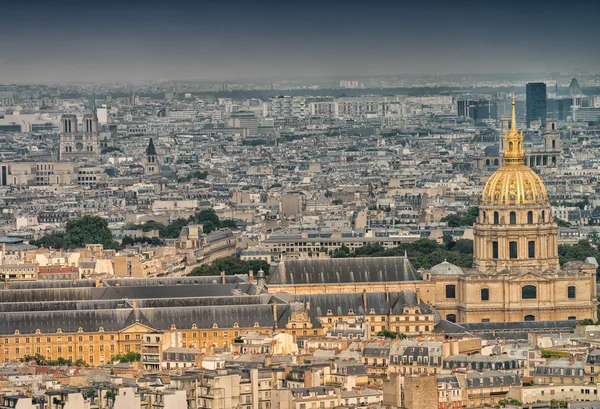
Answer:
xmin=121 ymin=322 xmax=156 ymax=333
xmin=509 ymin=271 xmax=551 ymax=282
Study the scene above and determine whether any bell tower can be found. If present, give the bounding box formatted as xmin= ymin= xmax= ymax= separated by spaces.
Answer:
xmin=145 ymin=138 xmax=159 ymax=176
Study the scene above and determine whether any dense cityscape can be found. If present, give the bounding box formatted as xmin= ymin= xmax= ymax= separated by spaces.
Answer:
xmin=3 ymin=0 xmax=600 ymax=408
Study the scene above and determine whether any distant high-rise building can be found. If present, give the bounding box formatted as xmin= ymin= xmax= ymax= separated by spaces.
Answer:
xmin=457 ymin=99 xmax=497 ymax=122
xmin=567 ymin=78 xmax=584 ymax=97
xmin=526 ymin=82 xmax=547 ymax=127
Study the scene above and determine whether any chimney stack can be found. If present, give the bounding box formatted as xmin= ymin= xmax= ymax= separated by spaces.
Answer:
xmin=248 ymin=270 xmax=254 ymax=282
xmin=221 ymin=271 xmax=226 ymax=284
xmin=273 ymin=303 xmax=278 ymax=328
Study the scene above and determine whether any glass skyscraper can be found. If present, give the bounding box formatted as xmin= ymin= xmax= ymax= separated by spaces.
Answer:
xmin=526 ymin=82 xmax=547 ymax=128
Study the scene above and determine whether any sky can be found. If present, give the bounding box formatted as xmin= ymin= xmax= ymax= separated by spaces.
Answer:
xmin=1 ymin=0 xmax=599 ymax=83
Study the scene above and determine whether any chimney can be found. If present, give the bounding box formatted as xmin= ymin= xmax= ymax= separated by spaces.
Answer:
xmin=305 ymin=301 xmax=310 ymax=311
xmin=132 ymin=299 xmax=137 ymax=308
xmin=363 ymin=289 xmax=367 ymax=310
xmin=416 ymin=288 xmax=421 ymax=304
xmin=248 ymin=270 xmax=254 ymax=282
xmin=221 ymin=271 xmax=226 ymax=284
xmin=273 ymin=303 xmax=278 ymax=328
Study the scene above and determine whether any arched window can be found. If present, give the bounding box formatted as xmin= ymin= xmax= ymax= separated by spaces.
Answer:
xmin=509 ymin=212 xmax=517 ymax=224
xmin=486 ymin=159 xmax=490 ymax=166
xmin=492 ymin=241 xmax=499 ymax=259
xmin=541 ymin=210 xmax=545 ymax=222
xmin=568 ymin=286 xmax=576 ymax=299
xmin=509 ymin=241 xmax=518 ymax=259
xmin=446 ymin=314 xmax=456 ymax=323
xmin=522 ymin=285 xmax=537 ymax=299
xmin=528 ymin=241 xmax=535 ymax=258
xmin=527 ymin=211 xmax=533 ymax=224
xmin=524 ymin=315 xmax=535 ymax=322
xmin=509 ymin=141 xmax=513 ymax=151
xmin=445 ymin=285 xmax=456 ymax=299
xmin=494 ymin=159 xmax=499 ymax=166
xmin=493 ymin=212 xmax=499 ymax=225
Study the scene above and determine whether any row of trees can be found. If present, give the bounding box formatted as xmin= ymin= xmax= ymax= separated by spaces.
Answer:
xmin=109 ymin=352 xmax=141 ymax=363
xmin=440 ymin=207 xmax=479 ymax=227
xmin=331 ymin=239 xmax=474 ymax=269
xmin=32 ymin=209 xmax=239 ymax=250
xmin=329 ymin=235 xmax=600 ymax=273
xmin=178 ymin=170 xmax=209 ymax=183
xmin=126 ymin=209 xmax=237 ymax=238
xmin=20 ymin=354 xmax=88 ymax=367
xmin=189 ymin=256 xmax=270 ymax=276
xmin=20 ymin=352 xmax=141 ymax=366
xmin=31 ymin=216 xmax=116 ymax=250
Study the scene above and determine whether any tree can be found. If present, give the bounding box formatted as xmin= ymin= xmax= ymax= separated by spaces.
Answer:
xmin=221 ymin=219 xmax=238 ymax=229
xmin=453 ymin=239 xmax=474 ymax=254
xmin=377 ymin=329 xmax=406 ymax=339
xmin=189 ymin=256 xmax=269 ymax=277
xmin=32 ymin=215 xmax=117 ymax=250
xmin=441 ymin=207 xmax=479 ymax=227
xmin=202 ymin=221 xmax=216 ymax=234
xmin=110 ymin=351 xmax=141 ymax=363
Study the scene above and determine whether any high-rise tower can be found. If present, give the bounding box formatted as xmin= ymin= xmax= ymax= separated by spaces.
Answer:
xmin=526 ymin=82 xmax=547 ymax=128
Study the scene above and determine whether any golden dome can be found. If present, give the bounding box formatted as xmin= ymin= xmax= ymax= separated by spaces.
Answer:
xmin=481 ymin=164 xmax=548 ymax=205
xmin=480 ymin=96 xmax=549 ymax=206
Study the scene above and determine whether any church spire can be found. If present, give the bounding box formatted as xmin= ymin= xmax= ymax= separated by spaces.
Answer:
xmin=503 ymin=94 xmax=525 ymax=166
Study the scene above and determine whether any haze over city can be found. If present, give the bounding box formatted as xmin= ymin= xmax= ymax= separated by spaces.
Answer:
xmin=2 ymin=0 xmax=600 ymax=83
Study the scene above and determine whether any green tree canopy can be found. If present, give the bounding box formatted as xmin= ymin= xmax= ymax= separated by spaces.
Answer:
xmin=189 ymin=256 xmax=270 ymax=277
xmin=31 ymin=216 xmax=116 ymax=250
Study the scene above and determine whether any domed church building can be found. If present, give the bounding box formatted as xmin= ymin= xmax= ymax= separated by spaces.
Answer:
xmin=426 ymin=99 xmax=597 ymax=324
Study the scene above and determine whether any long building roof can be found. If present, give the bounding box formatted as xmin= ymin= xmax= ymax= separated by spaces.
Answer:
xmin=267 ymin=257 xmax=421 ymax=285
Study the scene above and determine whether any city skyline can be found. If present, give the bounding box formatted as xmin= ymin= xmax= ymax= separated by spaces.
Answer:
xmin=2 ymin=0 xmax=599 ymax=83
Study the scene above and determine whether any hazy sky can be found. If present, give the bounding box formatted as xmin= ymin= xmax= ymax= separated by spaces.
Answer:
xmin=1 ymin=0 xmax=599 ymax=83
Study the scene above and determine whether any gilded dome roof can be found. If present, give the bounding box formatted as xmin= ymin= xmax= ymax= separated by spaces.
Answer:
xmin=480 ymin=96 xmax=549 ymax=206
xmin=481 ymin=165 xmax=548 ymax=205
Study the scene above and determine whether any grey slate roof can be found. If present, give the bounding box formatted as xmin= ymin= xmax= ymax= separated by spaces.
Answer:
xmin=267 ymin=257 xmax=420 ymax=285
xmin=0 ymin=283 xmax=256 ymax=303
xmin=290 ymin=290 xmax=430 ymax=318
xmin=0 ymin=304 xmax=278 ymax=334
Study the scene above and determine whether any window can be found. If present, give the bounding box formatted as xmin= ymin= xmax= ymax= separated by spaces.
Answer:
xmin=481 ymin=288 xmax=489 ymax=301
xmin=510 ymin=211 xmax=516 ymax=224
xmin=527 ymin=211 xmax=533 ymax=224
xmin=542 ymin=210 xmax=545 ymax=222
xmin=446 ymin=314 xmax=456 ymax=323
xmin=445 ymin=285 xmax=456 ymax=299
xmin=524 ymin=315 xmax=535 ymax=322
xmin=568 ymin=286 xmax=576 ymax=299
xmin=568 ymin=316 xmax=577 ymax=321
xmin=509 ymin=241 xmax=518 ymax=259
xmin=493 ymin=212 xmax=499 ymax=225
xmin=528 ymin=241 xmax=535 ymax=258
xmin=492 ymin=241 xmax=499 ymax=259
xmin=482 ymin=319 xmax=490 ymax=323
xmin=522 ymin=285 xmax=537 ymax=299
